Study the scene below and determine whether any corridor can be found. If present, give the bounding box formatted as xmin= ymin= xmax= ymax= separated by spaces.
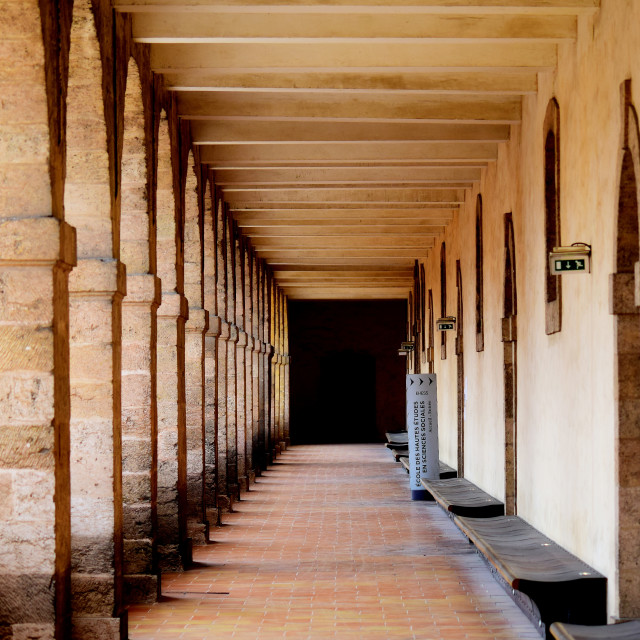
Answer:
xmin=128 ymin=444 xmax=539 ymax=639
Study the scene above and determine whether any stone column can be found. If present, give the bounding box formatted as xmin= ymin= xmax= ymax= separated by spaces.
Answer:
xmin=121 ymin=273 xmax=161 ymax=603
xmin=69 ymin=258 xmax=127 ymax=638
xmin=236 ymin=330 xmax=248 ymax=492
xmin=252 ymin=339 xmax=261 ymax=474
xmin=227 ymin=324 xmax=239 ymax=500
xmin=185 ymin=307 xmax=208 ymax=545
xmin=284 ymin=355 xmax=291 ymax=447
xmin=266 ymin=343 xmax=276 ymax=462
xmin=156 ymin=292 xmax=189 ymax=570
xmin=0 ymin=218 xmax=76 ymax=639
xmin=216 ymin=321 xmax=229 ymax=511
xmin=204 ymin=315 xmax=220 ymax=525
xmin=245 ymin=334 xmax=255 ymax=485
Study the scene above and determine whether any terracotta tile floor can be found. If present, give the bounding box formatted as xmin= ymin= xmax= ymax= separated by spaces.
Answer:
xmin=128 ymin=444 xmax=540 ymax=639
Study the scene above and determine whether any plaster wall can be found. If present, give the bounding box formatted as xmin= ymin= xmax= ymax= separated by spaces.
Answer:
xmin=418 ymin=0 xmax=640 ymax=618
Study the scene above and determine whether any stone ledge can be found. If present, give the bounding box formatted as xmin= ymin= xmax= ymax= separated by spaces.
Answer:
xmin=124 ymin=274 xmax=161 ymax=306
xmin=185 ymin=307 xmax=208 ymax=333
xmin=0 ymin=217 xmax=76 ymax=267
xmin=229 ymin=324 xmax=239 ymax=343
xmin=157 ymin=292 xmax=188 ymax=319
xmin=237 ymin=330 xmax=248 ymax=348
xmin=69 ymin=259 xmax=126 ymax=297
xmin=207 ymin=315 xmax=222 ymax=337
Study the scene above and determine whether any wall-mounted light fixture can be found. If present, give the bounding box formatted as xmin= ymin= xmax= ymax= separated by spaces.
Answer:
xmin=398 ymin=341 xmax=415 ymax=356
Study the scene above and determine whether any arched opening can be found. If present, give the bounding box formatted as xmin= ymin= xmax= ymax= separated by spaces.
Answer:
xmin=119 ymin=57 xmax=159 ymax=604
xmin=502 ymin=213 xmax=518 ymax=515
xmin=65 ymin=0 xmax=125 ymax=632
xmin=612 ymin=79 xmax=640 ymax=618
xmin=475 ymin=195 xmax=484 ymax=352
xmin=544 ymin=98 xmax=562 ymax=335
xmin=420 ymin=265 xmax=427 ymax=371
xmin=456 ymin=260 xmax=464 ymax=476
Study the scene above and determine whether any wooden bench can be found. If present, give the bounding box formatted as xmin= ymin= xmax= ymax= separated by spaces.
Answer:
xmin=385 ymin=431 xmax=408 ymax=446
xmin=550 ymin=620 xmax=640 ymax=640
xmin=454 ymin=515 xmax=607 ymax=638
xmin=420 ymin=477 xmax=504 ymax=518
xmin=399 ymin=456 xmax=457 ymax=480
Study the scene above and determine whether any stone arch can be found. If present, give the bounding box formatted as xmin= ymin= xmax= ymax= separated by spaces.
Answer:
xmin=456 ymin=260 xmax=464 ymax=476
xmin=502 ymin=213 xmax=518 ymax=515
xmin=440 ymin=242 xmax=447 ymax=359
xmin=544 ymin=98 xmax=562 ymax=335
xmin=155 ymin=109 xmax=188 ymax=571
xmin=612 ymin=79 xmax=640 ymax=618
xmin=475 ymin=194 xmax=484 ymax=352
xmin=65 ymin=0 xmax=126 ymax=634
xmin=119 ymin=56 xmax=160 ymax=604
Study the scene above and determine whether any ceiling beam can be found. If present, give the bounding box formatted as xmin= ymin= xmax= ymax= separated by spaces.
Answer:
xmin=151 ymin=41 xmax=556 ymax=71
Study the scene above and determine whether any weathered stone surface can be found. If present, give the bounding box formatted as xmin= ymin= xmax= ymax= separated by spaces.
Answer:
xmin=11 ymin=623 xmax=54 ymax=640
xmin=0 ymin=575 xmax=54 ymax=625
xmin=123 ymin=539 xmax=153 ymax=574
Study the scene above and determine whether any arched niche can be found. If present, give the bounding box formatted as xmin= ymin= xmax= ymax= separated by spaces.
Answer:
xmin=475 ymin=194 xmax=484 ymax=352
xmin=612 ymin=79 xmax=640 ymax=619
xmin=502 ymin=212 xmax=518 ymax=516
xmin=440 ymin=242 xmax=447 ymax=360
xmin=544 ymin=98 xmax=562 ymax=335
xmin=184 ymin=150 xmax=203 ymax=310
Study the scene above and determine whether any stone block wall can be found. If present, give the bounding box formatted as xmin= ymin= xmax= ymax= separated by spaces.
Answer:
xmin=0 ymin=1 xmax=289 ymax=636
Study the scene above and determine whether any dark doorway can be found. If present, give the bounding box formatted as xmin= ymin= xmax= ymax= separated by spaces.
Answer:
xmin=289 ymin=300 xmax=407 ymax=444
xmin=316 ymin=349 xmax=376 ymax=443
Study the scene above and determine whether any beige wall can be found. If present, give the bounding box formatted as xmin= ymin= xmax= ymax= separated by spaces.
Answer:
xmin=419 ymin=0 xmax=640 ymax=619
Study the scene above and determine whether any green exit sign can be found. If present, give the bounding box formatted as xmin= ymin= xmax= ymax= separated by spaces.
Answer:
xmin=554 ymin=258 xmax=586 ymax=272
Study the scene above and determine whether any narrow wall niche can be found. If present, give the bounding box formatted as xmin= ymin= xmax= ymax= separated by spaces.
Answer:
xmin=502 ymin=213 xmax=518 ymax=515
xmin=475 ymin=194 xmax=485 ymax=352
xmin=612 ymin=79 xmax=640 ymax=618
xmin=428 ymin=289 xmax=435 ymax=374
xmin=544 ymin=98 xmax=562 ymax=335
xmin=440 ymin=243 xmax=447 ymax=360
xmin=456 ymin=260 xmax=464 ymax=476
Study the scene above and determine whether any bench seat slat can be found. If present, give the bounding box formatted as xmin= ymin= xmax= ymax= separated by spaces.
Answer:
xmin=399 ymin=456 xmax=457 ymax=480
xmin=550 ymin=620 xmax=640 ymax=640
xmin=421 ymin=478 xmax=504 ymax=518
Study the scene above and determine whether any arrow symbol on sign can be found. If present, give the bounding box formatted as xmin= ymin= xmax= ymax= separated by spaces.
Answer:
xmin=409 ymin=378 xmax=415 ymax=386
xmin=429 ymin=378 xmax=433 ymax=386
xmin=419 ymin=378 xmax=424 ymax=385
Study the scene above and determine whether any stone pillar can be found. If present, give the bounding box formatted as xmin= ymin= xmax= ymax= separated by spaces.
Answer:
xmin=227 ymin=325 xmax=239 ymax=500
xmin=245 ymin=334 xmax=255 ymax=485
xmin=121 ymin=273 xmax=161 ymax=603
xmin=252 ymin=339 xmax=261 ymax=474
xmin=267 ymin=343 xmax=276 ymax=462
xmin=204 ymin=315 xmax=220 ymax=525
xmin=156 ymin=292 xmax=189 ymax=570
xmin=216 ymin=321 xmax=230 ymax=511
xmin=0 ymin=218 xmax=76 ymax=639
xmin=284 ymin=355 xmax=291 ymax=447
xmin=236 ymin=330 xmax=248 ymax=492
xmin=184 ymin=307 xmax=208 ymax=545
xmin=69 ymin=258 xmax=127 ymax=639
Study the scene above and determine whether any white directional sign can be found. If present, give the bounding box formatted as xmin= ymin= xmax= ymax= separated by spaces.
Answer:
xmin=406 ymin=373 xmax=440 ymax=500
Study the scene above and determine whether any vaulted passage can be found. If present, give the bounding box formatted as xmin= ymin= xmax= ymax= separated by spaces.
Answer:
xmin=5 ymin=1 xmax=640 ymax=638
xmin=128 ymin=444 xmax=540 ymax=639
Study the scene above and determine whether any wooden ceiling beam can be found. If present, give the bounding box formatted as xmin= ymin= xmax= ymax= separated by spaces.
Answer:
xmin=231 ymin=208 xmax=456 ymax=222
xmin=180 ymin=92 xmax=521 ymax=123
xmin=241 ymin=225 xmax=445 ymax=236
xmin=223 ymin=187 xmax=465 ymax=203
xmin=199 ymin=141 xmax=499 ymax=163
xmin=118 ymin=1 xmax=599 ymax=17
xmin=133 ymin=12 xmax=576 ymax=41
xmin=151 ymin=41 xmax=556 ymax=71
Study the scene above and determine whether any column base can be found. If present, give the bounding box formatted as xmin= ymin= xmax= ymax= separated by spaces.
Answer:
xmin=279 ymin=440 xmax=287 ymax=452
xmin=247 ymin=470 xmax=256 ymax=485
xmin=124 ymin=574 xmax=160 ymax=604
xmin=238 ymin=476 xmax=249 ymax=493
xmin=228 ymin=483 xmax=240 ymax=501
xmin=157 ymin=545 xmax=183 ymax=572
xmin=206 ymin=507 xmax=221 ymax=526
xmin=217 ymin=494 xmax=234 ymax=513
xmin=187 ymin=519 xmax=209 ymax=546
xmin=72 ymin=610 xmax=127 ymax=640
xmin=285 ymin=437 xmax=291 ymax=447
